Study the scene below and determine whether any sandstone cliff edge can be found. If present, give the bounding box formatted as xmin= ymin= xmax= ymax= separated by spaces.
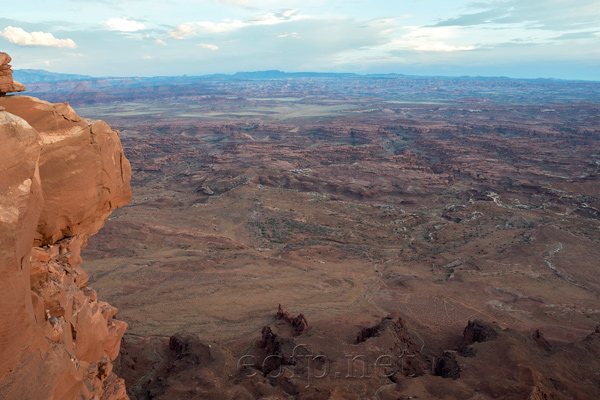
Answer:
xmin=0 ymin=53 xmax=132 ymax=399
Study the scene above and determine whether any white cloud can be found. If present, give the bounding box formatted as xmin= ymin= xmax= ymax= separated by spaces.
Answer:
xmin=197 ymin=43 xmax=220 ymax=50
xmin=168 ymin=24 xmax=197 ymax=39
xmin=0 ymin=26 xmax=76 ymax=48
xmin=408 ymin=42 xmax=475 ymax=52
xmin=105 ymin=17 xmax=146 ymax=32
xmin=214 ymin=0 xmax=310 ymax=10
xmin=143 ymin=55 xmax=153 ymax=59
xmin=277 ymin=32 xmax=299 ymax=38
xmin=154 ymin=39 xmax=167 ymax=46
xmin=282 ymin=9 xmax=299 ymax=18
xmin=194 ymin=19 xmax=246 ymax=33
xmin=391 ymin=26 xmax=476 ymax=52
xmin=167 ymin=9 xmax=309 ymax=38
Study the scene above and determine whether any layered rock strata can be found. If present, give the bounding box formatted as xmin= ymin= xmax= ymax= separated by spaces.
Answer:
xmin=0 ymin=90 xmax=131 ymax=399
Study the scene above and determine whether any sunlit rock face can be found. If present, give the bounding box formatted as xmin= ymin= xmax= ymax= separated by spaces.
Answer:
xmin=0 ymin=64 xmax=132 ymax=399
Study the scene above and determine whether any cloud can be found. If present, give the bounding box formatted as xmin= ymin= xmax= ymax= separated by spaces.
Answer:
xmin=197 ymin=16 xmax=396 ymax=71
xmin=433 ymin=0 xmax=600 ymax=31
xmin=282 ymin=9 xmax=299 ymax=18
xmin=154 ymin=38 xmax=167 ymax=46
xmin=143 ymin=55 xmax=153 ymax=59
xmin=552 ymin=31 xmax=600 ymax=41
xmin=105 ymin=17 xmax=146 ymax=32
xmin=197 ymin=43 xmax=219 ymax=50
xmin=391 ymin=26 xmax=476 ymax=52
xmin=0 ymin=26 xmax=76 ymax=48
xmin=168 ymin=24 xmax=196 ymax=39
xmin=167 ymin=9 xmax=308 ymax=38
xmin=211 ymin=0 xmax=301 ymax=11
xmin=277 ymin=32 xmax=299 ymax=38
xmin=408 ymin=42 xmax=475 ymax=52
xmin=193 ymin=19 xmax=245 ymax=33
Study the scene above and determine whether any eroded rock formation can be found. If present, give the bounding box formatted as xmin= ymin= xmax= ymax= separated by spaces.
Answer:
xmin=459 ymin=319 xmax=499 ymax=355
xmin=0 ymin=52 xmax=25 ymax=94
xmin=276 ymin=304 xmax=309 ymax=336
xmin=115 ymin=307 xmax=600 ymax=399
xmin=0 ymin=78 xmax=131 ymax=399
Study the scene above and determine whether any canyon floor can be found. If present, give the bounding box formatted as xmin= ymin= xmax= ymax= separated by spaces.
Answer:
xmin=44 ymin=75 xmax=600 ymax=399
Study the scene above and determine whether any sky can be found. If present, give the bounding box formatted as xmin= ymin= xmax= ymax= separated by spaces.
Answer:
xmin=1 ymin=0 xmax=599 ymax=80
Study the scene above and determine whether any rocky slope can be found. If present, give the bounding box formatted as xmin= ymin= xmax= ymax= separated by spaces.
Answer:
xmin=0 ymin=59 xmax=132 ymax=399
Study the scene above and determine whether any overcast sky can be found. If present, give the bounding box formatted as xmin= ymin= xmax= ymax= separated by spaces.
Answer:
xmin=1 ymin=0 xmax=599 ymax=80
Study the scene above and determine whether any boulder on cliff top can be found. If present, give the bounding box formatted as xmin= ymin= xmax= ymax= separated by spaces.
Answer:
xmin=0 ymin=52 xmax=26 ymax=94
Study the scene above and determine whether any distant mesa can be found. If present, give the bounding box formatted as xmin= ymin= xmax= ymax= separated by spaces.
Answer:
xmin=0 ymin=52 xmax=26 ymax=94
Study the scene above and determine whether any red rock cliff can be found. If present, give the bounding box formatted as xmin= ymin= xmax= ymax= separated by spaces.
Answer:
xmin=0 ymin=67 xmax=132 ymax=399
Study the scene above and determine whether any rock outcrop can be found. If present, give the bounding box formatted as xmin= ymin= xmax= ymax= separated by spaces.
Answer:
xmin=0 ymin=74 xmax=131 ymax=399
xmin=115 ymin=313 xmax=600 ymax=400
xmin=459 ymin=319 xmax=499 ymax=355
xmin=0 ymin=52 xmax=25 ymax=94
xmin=276 ymin=304 xmax=309 ymax=336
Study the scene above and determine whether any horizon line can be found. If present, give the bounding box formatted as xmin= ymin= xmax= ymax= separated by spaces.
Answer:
xmin=13 ymin=68 xmax=600 ymax=84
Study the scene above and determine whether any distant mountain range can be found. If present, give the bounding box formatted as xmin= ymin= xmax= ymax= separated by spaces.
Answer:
xmin=14 ymin=68 xmax=589 ymax=84
xmin=214 ymin=70 xmax=362 ymax=79
xmin=13 ymin=69 xmax=94 ymax=83
xmin=14 ymin=68 xmax=600 ymax=107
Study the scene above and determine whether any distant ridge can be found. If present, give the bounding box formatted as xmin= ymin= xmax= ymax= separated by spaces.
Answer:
xmin=213 ymin=70 xmax=360 ymax=79
xmin=15 ymin=68 xmax=596 ymax=85
xmin=13 ymin=69 xmax=93 ymax=83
